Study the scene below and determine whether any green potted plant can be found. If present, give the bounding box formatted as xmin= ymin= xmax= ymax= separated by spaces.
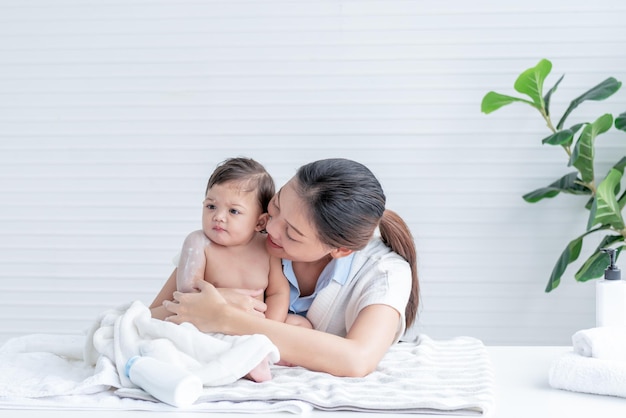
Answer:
xmin=481 ymin=58 xmax=626 ymax=292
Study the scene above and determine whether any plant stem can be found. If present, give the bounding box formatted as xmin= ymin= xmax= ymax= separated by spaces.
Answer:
xmin=541 ymin=109 xmax=557 ymax=134
xmin=540 ymin=107 xmax=572 ymax=157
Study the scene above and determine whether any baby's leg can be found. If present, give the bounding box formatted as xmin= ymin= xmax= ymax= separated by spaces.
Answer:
xmin=177 ymin=230 xmax=210 ymax=293
xmin=244 ymin=360 xmax=272 ymax=382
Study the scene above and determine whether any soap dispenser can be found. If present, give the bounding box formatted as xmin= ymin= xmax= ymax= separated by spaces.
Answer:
xmin=596 ymin=248 xmax=626 ymax=327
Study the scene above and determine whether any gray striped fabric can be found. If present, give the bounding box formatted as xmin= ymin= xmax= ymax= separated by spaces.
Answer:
xmin=197 ymin=335 xmax=495 ymax=415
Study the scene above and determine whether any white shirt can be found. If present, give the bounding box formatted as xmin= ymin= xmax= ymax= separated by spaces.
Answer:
xmin=295 ymin=237 xmax=412 ymax=343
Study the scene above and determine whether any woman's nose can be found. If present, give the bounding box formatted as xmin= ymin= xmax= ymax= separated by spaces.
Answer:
xmin=265 ymin=215 xmax=277 ymax=235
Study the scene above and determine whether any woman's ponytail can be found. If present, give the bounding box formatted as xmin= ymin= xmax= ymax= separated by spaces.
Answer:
xmin=379 ymin=209 xmax=419 ymax=328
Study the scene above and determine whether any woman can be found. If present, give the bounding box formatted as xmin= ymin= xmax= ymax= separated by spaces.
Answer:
xmin=154 ymin=158 xmax=419 ymax=377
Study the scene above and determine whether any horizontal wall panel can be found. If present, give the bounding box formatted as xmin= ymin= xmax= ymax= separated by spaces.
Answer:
xmin=1 ymin=0 xmax=625 ymax=347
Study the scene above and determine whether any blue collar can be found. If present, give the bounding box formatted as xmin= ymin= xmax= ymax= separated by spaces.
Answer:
xmin=283 ymin=253 xmax=355 ymax=315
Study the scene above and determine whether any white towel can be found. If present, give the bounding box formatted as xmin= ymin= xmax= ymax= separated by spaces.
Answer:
xmin=549 ymin=351 xmax=626 ymax=398
xmin=82 ymin=301 xmax=279 ymax=389
xmin=572 ymin=326 xmax=626 ymax=362
xmin=0 ymin=301 xmax=279 ymax=396
xmin=0 ymin=332 xmax=495 ymax=415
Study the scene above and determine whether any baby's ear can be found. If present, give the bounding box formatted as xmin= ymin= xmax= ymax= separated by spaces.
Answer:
xmin=255 ymin=213 xmax=269 ymax=232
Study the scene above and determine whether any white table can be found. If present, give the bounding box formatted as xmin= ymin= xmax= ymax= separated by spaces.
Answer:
xmin=0 ymin=346 xmax=624 ymax=417
xmin=490 ymin=346 xmax=625 ymax=417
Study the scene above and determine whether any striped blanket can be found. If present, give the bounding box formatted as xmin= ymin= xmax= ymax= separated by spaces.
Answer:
xmin=0 ymin=302 xmax=495 ymax=415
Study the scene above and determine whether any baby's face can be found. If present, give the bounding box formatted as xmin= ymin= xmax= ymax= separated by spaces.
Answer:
xmin=201 ymin=181 xmax=263 ymax=247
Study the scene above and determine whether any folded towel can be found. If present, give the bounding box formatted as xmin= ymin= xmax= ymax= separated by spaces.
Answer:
xmin=549 ymin=351 xmax=626 ymax=398
xmin=0 ymin=329 xmax=496 ymax=415
xmin=191 ymin=334 xmax=496 ymax=415
xmin=572 ymin=326 xmax=626 ymax=362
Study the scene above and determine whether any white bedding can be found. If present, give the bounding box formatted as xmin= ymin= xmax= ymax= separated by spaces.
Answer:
xmin=0 ymin=301 xmax=495 ymax=415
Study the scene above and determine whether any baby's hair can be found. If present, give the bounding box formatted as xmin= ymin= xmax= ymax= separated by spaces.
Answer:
xmin=206 ymin=157 xmax=275 ymax=212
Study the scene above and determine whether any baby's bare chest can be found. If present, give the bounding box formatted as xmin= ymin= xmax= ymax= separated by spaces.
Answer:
xmin=203 ymin=248 xmax=270 ymax=292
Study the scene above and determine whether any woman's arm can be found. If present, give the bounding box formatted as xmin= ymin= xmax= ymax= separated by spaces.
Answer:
xmin=163 ymin=281 xmax=399 ymax=377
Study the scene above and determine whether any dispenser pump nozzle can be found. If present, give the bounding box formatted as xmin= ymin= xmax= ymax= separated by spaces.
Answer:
xmin=601 ymin=248 xmax=621 ymax=281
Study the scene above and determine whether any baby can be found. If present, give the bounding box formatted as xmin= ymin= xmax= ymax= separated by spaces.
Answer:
xmin=176 ymin=157 xmax=290 ymax=324
xmin=171 ymin=157 xmax=290 ymax=381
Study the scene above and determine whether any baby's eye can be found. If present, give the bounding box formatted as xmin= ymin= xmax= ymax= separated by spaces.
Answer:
xmin=229 ymin=209 xmax=240 ymax=215
xmin=206 ymin=204 xmax=216 ymax=210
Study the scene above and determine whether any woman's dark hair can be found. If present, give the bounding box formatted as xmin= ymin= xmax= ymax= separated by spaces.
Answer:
xmin=294 ymin=158 xmax=419 ymax=328
xmin=206 ymin=157 xmax=275 ymax=212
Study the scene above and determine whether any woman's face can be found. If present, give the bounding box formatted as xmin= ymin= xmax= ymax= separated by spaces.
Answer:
xmin=265 ymin=179 xmax=332 ymax=262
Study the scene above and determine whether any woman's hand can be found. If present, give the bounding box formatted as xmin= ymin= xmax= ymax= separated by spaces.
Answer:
xmin=163 ymin=280 xmax=227 ymax=331
xmin=162 ymin=281 xmax=267 ymax=331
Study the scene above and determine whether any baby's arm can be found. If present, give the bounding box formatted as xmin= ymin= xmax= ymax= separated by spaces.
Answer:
xmin=177 ymin=230 xmax=210 ymax=293
xmin=150 ymin=268 xmax=177 ymax=320
xmin=263 ymin=256 xmax=290 ymax=322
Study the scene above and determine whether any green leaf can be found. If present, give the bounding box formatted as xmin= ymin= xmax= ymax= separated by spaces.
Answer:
xmin=514 ymin=59 xmax=552 ymax=109
xmin=543 ymin=74 xmax=564 ymax=117
xmin=481 ymin=91 xmax=534 ymax=114
xmin=612 ymin=156 xmax=626 ymax=174
xmin=545 ymin=225 xmax=611 ymax=292
xmin=556 ymin=77 xmax=622 ymax=130
xmin=523 ymin=189 xmax=560 ymax=202
xmin=591 ymin=168 xmax=626 ymax=230
xmin=595 ymin=235 xmax=626 ymax=252
xmin=576 ymin=250 xmax=609 ymax=282
xmin=523 ymin=172 xmax=591 ymax=203
xmin=546 ymin=238 xmax=582 ymax=292
xmin=587 ymin=197 xmax=598 ymax=230
xmin=614 ymin=156 xmax=626 ymax=210
xmin=619 ymin=189 xmax=626 ymax=210
xmin=569 ymin=114 xmax=614 ymax=183
xmin=616 ymin=112 xmax=626 ymax=131
xmin=541 ymin=123 xmax=584 ymax=146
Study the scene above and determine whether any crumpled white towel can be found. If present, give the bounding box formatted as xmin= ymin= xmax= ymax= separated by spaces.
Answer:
xmin=0 ymin=301 xmax=280 ymax=398
xmin=0 ymin=331 xmax=307 ymax=413
xmin=83 ymin=300 xmax=279 ymax=388
xmin=0 ymin=333 xmax=118 ymax=398
xmin=549 ymin=351 xmax=626 ymax=398
xmin=572 ymin=326 xmax=626 ymax=362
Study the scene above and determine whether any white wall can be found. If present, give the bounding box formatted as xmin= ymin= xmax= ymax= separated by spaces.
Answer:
xmin=1 ymin=0 xmax=625 ymax=345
